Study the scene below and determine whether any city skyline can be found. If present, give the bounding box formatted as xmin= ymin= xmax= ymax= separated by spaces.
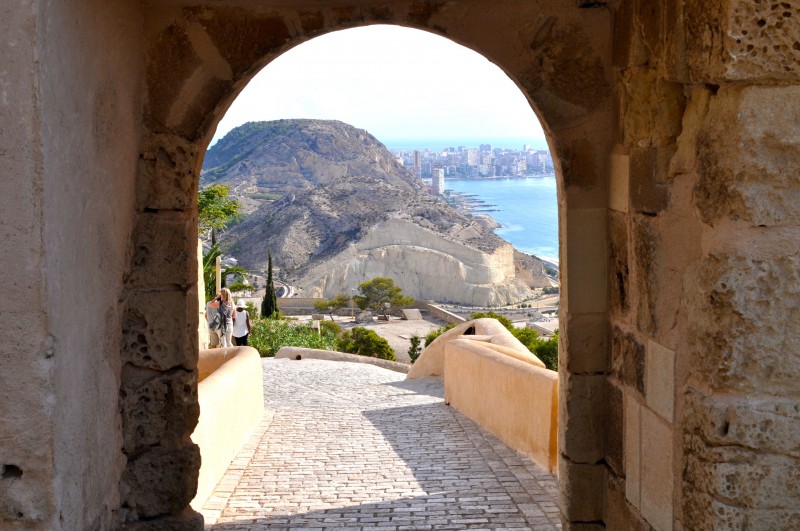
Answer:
xmin=210 ymin=25 xmax=547 ymax=148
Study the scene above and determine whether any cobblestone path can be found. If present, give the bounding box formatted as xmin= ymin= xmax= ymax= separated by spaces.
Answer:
xmin=201 ymin=358 xmax=561 ymax=530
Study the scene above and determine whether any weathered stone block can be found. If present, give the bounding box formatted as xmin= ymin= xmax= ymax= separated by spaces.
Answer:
xmin=621 ymin=70 xmax=685 ymax=149
xmin=565 ymin=208 xmax=607 ymax=314
xmin=122 ymin=289 xmax=197 ymax=371
xmin=684 ymin=253 xmax=800 ymax=393
xmin=609 ymin=150 xmax=629 ymax=213
xmin=137 ymin=133 xmax=199 ymax=212
xmin=608 ymin=211 xmax=630 ymax=316
xmin=606 ymin=471 xmax=648 ymax=531
xmin=645 ymin=339 xmax=675 ymax=422
xmin=124 ymin=212 xmax=196 ymax=288
xmin=633 ymin=216 xmax=660 ymax=335
xmin=563 ymin=313 xmax=609 ymax=374
xmin=640 ymin=407 xmax=673 ymax=531
xmin=624 ymin=393 xmax=641 ymax=509
xmin=629 ymin=148 xmax=669 ymax=215
xmin=120 ymin=444 xmax=200 ymax=520
xmin=684 ymin=387 xmax=800 ymax=458
xmin=559 ymin=373 xmax=607 ymax=464
xmin=119 ymin=365 xmax=199 ymax=455
xmin=685 ymin=0 xmax=800 ymax=82
xmin=122 ymin=507 xmax=203 ymax=530
xmin=611 ymin=326 xmax=645 ymax=395
xmin=695 ymin=85 xmax=800 ymax=226
xmin=559 ymin=458 xmax=606 ymax=523
xmin=605 ymin=381 xmax=624 ymax=476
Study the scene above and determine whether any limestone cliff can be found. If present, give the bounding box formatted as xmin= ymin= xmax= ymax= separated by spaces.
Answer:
xmin=202 ymin=119 xmax=549 ymax=305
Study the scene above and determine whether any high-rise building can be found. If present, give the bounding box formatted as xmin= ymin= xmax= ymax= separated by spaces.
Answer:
xmin=432 ymin=163 xmax=445 ymax=195
xmin=413 ymin=150 xmax=421 ymax=179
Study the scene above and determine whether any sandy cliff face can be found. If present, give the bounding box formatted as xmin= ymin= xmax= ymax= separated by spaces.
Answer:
xmin=296 ymin=218 xmax=536 ymax=306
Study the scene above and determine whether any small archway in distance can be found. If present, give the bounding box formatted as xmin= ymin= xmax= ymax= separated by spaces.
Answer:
xmin=203 ymin=23 xmax=561 ymax=353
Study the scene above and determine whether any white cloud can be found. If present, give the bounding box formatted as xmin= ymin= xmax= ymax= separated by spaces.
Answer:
xmin=210 ymin=25 xmax=545 ymax=147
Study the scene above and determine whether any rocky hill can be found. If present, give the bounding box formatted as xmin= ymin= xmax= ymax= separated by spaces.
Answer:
xmin=202 ymin=119 xmax=550 ymax=306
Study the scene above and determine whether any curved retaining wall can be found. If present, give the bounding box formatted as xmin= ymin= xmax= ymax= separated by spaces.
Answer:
xmin=191 ymin=347 xmax=265 ymax=509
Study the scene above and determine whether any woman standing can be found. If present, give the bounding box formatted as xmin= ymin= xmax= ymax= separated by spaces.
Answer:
xmin=217 ymin=288 xmax=235 ymax=347
xmin=232 ymin=300 xmax=251 ymax=346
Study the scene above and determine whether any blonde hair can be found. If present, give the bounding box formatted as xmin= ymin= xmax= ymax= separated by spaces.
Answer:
xmin=219 ymin=288 xmax=232 ymax=304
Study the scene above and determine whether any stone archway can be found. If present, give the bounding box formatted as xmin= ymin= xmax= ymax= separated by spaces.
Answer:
xmin=124 ymin=3 xmax=613 ymax=528
xmin=10 ymin=1 xmax=797 ymax=529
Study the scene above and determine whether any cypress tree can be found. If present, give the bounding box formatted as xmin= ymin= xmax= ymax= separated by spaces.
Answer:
xmin=262 ymin=252 xmax=278 ymax=318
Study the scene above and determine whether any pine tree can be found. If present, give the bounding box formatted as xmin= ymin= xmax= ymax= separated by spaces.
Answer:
xmin=261 ymin=252 xmax=278 ymax=318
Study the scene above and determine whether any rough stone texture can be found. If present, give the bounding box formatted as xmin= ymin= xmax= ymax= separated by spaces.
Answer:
xmin=684 ymin=253 xmax=800 ymax=393
xmin=121 ymin=444 xmax=201 ymax=520
xmin=123 ymin=508 xmax=204 ymax=531
xmin=559 ymin=373 xmax=607 ymax=464
xmin=119 ymin=366 xmax=199 ymax=455
xmin=685 ymin=0 xmax=800 ymax=82
xmin=696 ymin=85 xmax=800 ymax=226
xmin=609 ymin=211 xmax=630 ymax=316
xmin=605 ymin=382 xmax=625 ymax=476
xmin=684 ymin=387 xmax=800 ymax=458
xmin=605 ymin=472 xmax=649 ymax=531
xmin=562 ymin=312 xmax=609 ymax=374
xmin=125 ymin=212 xmax=197 ymax=289
xmin=683 ymin=386 xmax=800 ymax=529
xmin=558 ymin=458 xmax=606 ymax=523
xmin=611 ymin=326 xmax=645 ymax=396
xmin=123 ymin=289 xmax=198 ymax=371
xmin=137 ymin=133 xmax=200 ymax=212
xmin=621 ymin=69 xmax=685 ymax=149
xmin=633 ymin=215 xmax=661 ymax=335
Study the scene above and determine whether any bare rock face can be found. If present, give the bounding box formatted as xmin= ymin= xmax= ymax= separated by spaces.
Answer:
xmin=204 ymin=120 xmax=549 ymax=304
xmin=295 ymin=217 xmax=536 ymax=306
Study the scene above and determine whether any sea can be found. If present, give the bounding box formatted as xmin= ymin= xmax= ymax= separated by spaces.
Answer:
xmin=444 ymin=175 xmax=559 ymax=263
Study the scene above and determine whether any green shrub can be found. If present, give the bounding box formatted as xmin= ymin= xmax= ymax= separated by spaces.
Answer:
xmin=468 ymin=310 xmax=513 ymax=329
xmin=336 ymin=327 xmax=395 ymax=360
xmin=319 ymin=319 xmax=342 ymax=336
xmin=249 ymin=319 xmax=337 ymax=357
xmin=532 ymin=331 xmax=559 ymax=371
xmin=543 ymin=286 xmax=559 ymax=294
xmin=424 ymin=322 xmax=457 ymax=347
xmin=408 ymin=335 xmax=422 ymax=363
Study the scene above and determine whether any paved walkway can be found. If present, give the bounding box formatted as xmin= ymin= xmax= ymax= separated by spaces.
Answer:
xmin=201 ymin=358 xmax=561 ymax=530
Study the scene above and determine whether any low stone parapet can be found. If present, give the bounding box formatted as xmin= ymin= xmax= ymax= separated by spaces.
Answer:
xmin=191 ymin=347 xmax=265 ymax=509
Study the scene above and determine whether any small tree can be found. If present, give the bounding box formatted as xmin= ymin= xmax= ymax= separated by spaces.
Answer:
xmin=314 ymin=293 xmax=352 ymax=321
xmin=353 ymin=277 xmax=413 ymax=320
xmin=198 ymin=184 xmax=240 ymax=235
xmin=261 ymin=252 xmax=278 ymax=318
xmin=408 ymin=335 xmax=422 ymax=364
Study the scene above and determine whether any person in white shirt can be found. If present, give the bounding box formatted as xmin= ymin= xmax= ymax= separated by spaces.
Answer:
xmin=232 ymin=299 xmax=251 ymax=346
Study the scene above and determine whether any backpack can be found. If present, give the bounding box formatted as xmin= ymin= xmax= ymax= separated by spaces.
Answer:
xmin=209 ymin=310 xmax=222 ymax=331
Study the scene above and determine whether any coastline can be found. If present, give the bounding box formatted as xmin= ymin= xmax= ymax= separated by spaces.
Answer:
xmin=443 ymin=175 xmax=559 ymax=265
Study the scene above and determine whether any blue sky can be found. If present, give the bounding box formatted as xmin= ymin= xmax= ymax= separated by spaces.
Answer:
xmin=211 ymin=25 xmax=547 ymax=150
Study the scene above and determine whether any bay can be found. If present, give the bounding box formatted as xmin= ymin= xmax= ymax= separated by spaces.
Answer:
xmin=444 ymin=175 xmax=559 ymax=262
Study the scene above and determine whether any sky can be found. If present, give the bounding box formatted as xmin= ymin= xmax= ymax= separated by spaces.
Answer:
xmin=210 ymin=25 xmax=547 ymax=151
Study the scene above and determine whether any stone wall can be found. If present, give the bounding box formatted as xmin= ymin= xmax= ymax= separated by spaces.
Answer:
xmin=1 ymin=1 xmax=143 ymax=528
